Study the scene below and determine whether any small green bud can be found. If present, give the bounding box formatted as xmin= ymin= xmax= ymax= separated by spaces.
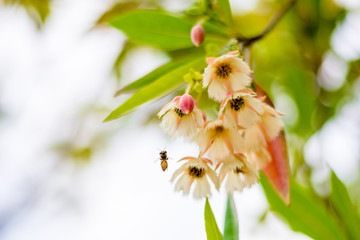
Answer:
xmin=183 ymin=73 xmax=193 ymax=84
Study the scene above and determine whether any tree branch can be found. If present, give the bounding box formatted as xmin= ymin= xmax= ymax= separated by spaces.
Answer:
xmin=237 ymin=0 xmax=297 ymax=47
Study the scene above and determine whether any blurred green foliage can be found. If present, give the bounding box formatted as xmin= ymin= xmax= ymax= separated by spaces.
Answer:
xmin=330 ymin=172 xmax=360 ymax=240
xmin=261 ymin=173 xmax=348 ymax=240
xmin=2 ymin=0 xmax=51 ymax=28
xmin=104 ymin=56 xmax=205 ymax=121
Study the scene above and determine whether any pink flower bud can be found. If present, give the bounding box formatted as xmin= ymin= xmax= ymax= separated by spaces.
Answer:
xmin=191 ymin=25 xmax=205 ymax=47
xmin=179 ymin=94 xmax=196 ymax=114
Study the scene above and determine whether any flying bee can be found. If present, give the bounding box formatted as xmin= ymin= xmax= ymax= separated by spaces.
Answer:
xmin=159 ymin=150 xmax=168 ymax=171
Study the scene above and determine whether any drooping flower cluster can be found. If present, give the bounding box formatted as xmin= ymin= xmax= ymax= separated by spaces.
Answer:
xmin=157 ymin=51 xmax=284 ymax=199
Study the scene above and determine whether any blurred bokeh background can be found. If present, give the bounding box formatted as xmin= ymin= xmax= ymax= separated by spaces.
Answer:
xmin=0 ymin=0 xmax=360 ymax=239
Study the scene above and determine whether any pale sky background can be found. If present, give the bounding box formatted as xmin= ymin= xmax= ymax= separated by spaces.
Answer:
xmin=0 ymin=0 xmax=359 ymax=239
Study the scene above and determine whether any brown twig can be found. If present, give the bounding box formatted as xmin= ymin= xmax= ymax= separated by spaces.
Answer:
xmin=237 ymin=0 xmax=297 ymax=47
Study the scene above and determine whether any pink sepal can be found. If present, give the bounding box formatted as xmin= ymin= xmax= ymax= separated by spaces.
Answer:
xmin=206 ymin=57 xmax=216 ymax=65
xmin=201 ymin=157 xmax=213 ymax=165
xmin=178 ymin=156 xmax=197 ymax=162
xmin=235 ymin=89 xmax=256 ymax=94
xmin=234 ymin=152 xmax=246 ymax=159
xmin=226 ymin=50 xmax=239 ymax=56
xmin=176 ymin=118 xmax=182 ymax=130
xmin=245 ymin=103 xmax=258 ymax=113
xmin=173 ymin=96 xmax=181 ymax=102
xmin=276 ymin=110 xmax=286 ymax=116
xmin=258 ymin=96 xmax=267 ymax=102
xmin=214 ymin=162 xmax=221 ymax=171
xmin=198 ymin=109 xmax=207 ymax=122
xmin=219 ymin=99 xmax=227 ymax=113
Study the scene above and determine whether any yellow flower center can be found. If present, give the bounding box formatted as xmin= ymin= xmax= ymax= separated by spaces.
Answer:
xmin=215 ymin=62 xmax=232 ymax=79
xmin=174 ymin=108 xmax=185 ymax=117
xmin=230 ymin=97 xmax=245 ymax=111
xmin=188 ymin=166 xmax=205 ymax=178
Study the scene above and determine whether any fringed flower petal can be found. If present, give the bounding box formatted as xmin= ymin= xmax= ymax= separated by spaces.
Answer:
xmin=261 ymin=104 xmax=284 ymax=140
xmin=219 ymin=154 xmax=259 ymax=193
xmin=171 ymin=157 xmax=219 ymax=199
xmin=198 ymin=118 xmax=241 ymax=164
xmin=158 ymin=94 xmax=205 ymax=139
xmin=203 ymin=52 xmax=252 ymax=102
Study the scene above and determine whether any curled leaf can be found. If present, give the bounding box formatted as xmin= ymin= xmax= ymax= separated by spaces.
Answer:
xmin=255 ymin=82 xmax=290 ymax=205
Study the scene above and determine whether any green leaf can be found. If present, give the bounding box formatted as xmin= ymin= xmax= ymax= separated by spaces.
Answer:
xmin=109 ymin=11 xmax=194 ymax=50
xmin=205 ymin=198 xmax=224 ymax=240
xmin=104 ymin=57 xmax=205 ymax=121
xmin=224 ymin=194 xmax=239 ymax=240
xmin=215 ymin=0 xmax=233 ymax=25
xmin=95 ymin=1 xmax=141 ymax=25
xmin=202 ymin=19 xmax=232 ymax=37
xmin=260 ymin=173 xmax=347 ymax=240
xmin=331 ymin=172 xmax=360 ymax=240
xmin=114 ymin=56 xmax=194 ymax=96
xmin=200 ymin=0 xmax=212 ymax=12
xmin=186 ymin=6 xmax=204 ymax=16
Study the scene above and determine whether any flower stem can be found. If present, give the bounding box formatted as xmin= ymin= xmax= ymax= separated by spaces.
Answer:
xmin=185 ymin=83 xmax=193 ymax=94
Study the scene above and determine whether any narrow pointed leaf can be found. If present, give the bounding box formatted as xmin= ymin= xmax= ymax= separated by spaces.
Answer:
xmin=205 ymin=198 xmax=224 ymax=240
xmin=109 ymin=11 xmax=230 ymax=51
xmin=104 ymin=57 xmax=205 ymax=121
xmin=95 ymin=1 xmax=141 ymax=25
xmin=224 ymin=194 xmax=239 ymax=240
xmin=114 ymin=57 xmax=194 ymax=96
xmin=109 ymin=11 xmax=193 ymax=50
xmin=260 ymin=174 xmax=347 ymax=240
xmin=331 ymin=172 xmax=360 ymax=239
xmin=254 ymin=82 xmax=290 ymax=205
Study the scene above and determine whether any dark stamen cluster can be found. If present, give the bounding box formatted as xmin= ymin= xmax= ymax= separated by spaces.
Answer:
xmin=215 ymin=62 xmax=232 ymax=79
xmin=215 ymin=126 xmax=224 ymax=134
xmin=188 ymin=166 xmax=205 ymax=178
xmin=230 ymin=97 xmax=245 ymax=111
xmin=233 ymin=167 xmax=244 ymax=174
xmin=174 ymin=108 xmax=185 ymax=117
